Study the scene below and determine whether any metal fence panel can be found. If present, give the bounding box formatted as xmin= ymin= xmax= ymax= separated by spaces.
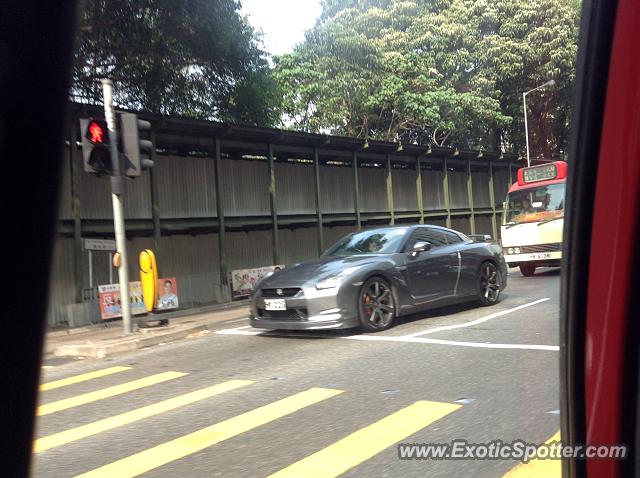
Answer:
xmin=425 ymin=217 xmax=447 ymax=227
xmin=79 ymin=165 xmax=113 ymax=218
xmin=124 ymin=171 xmax=153 ymax=218
xmin=392 ymin=167 xmax=418 ymax=212
xmin=322 ymin=224 xmax=356 ymax=250
xmin=471 ymin=169 xmax=491 ymax=208
xmin=358 ymin=166 xmax=387 ymax=213
xmin=448 ymin=170 xmax=469 ymax=209
xmin=493 ymin=167 xmax=512 ymax=206
xmin=47 ymin=237 xmax=75 ymax=327
xmin=279 ymin=227 xmax=319 ymax=265
xmin=320 ymin=164 xmax=354 ymax=213
xmin=276 ymin=162 xmax=316 ymax=215
xmin=226 ymin=229 xmax=274 ymax=270
xmin=451 ymin=216 xmax=471 ymax=235
xmin=78 ymin=162 xmax=152 ymax=219
xmin=156 ymin=155 xmax=216 ymax=218
xmin=474 ymin=214 xmax=494 ymax=237
xmin=222 ymin=159 xmax=270 ymax=216
xmin=422 ymin=168 xmax=445 ymax=210
xmin=58 ymin=145 xmax=73 ymax=220
xmin=156 ymin=234 xmax=220 ymax=306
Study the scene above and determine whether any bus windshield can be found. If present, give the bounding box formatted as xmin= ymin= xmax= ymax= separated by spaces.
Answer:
xmin=505 ymin=183 xmax=566 ymax=225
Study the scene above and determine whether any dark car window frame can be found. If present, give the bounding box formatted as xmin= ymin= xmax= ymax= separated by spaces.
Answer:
xmin=442 ymin=230 xmax=464 ymax=245
xmin=403 ymin=227 xmax=448 ymax=252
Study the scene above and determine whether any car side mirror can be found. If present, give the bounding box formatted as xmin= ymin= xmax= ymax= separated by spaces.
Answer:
xmin=411 ymin=241 xmax=431 ymax=257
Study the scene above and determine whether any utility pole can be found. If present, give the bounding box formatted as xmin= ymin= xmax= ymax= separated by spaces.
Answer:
xmin=102 ymin=79 xmax=132 ymax=334
xmin=523 ymin=92 xmax=531 ymax=168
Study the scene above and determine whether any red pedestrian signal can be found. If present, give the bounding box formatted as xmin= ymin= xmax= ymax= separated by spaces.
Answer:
xmin=80 ymin=117 xmax=111 ymax=175
xmin=86 ymin=119 xmax=109 ymax=144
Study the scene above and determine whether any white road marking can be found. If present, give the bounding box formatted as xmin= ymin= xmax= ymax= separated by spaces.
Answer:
xmin=401 ymin=298 xmax=550 ymax=338
xmin=342 ymin=335 xmax=558 ymax=351
xmin=215 ymin=326 xmax=262 ymax=336
xmin=214 ymin=327 xmax=557 ymax=351
xmin=223 ymin=318 xmax=250 ymax=325
xmin=213 ymin=298 xmax=557 ymax=351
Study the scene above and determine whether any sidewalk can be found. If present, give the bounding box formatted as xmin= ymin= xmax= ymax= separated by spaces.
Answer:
xmin=46 ymin=302 xmax=250 ymax=359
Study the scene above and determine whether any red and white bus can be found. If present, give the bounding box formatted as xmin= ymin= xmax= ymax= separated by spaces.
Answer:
xmin=500 ymin=161 xmax=567 ymax=276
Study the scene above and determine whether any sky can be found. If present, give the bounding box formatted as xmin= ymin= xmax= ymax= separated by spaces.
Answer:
xmin=241 ymin=0 xmax=323 ymax=56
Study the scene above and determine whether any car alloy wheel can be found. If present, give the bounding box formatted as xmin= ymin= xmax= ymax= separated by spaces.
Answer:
xmin=358 ymin=277 xmax=395 ymax=332
xmin=479 ymin=262 xmax=501 ymax=305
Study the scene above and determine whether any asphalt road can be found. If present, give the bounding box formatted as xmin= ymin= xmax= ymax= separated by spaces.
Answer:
xmin=34 ymin=267 xmax=561 ymax=478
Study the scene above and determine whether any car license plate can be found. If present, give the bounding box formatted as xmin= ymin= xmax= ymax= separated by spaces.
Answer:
xmin=264 ymin=299 xmax=286 ymax=311
xmin=530 ymin=252 xmax=552 ymax=259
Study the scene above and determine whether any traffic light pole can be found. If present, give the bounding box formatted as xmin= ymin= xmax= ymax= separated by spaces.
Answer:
xmin=102 ymin=79 xmax=132 ymax=334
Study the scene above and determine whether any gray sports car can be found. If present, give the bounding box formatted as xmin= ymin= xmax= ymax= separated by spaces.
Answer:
xmin=250 ymin=225 xmax=507 ymax=332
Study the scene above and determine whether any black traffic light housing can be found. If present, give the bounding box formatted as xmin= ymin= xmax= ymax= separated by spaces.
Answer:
xmin=80 ymin=117 xmax=111 ymax=175
xmin=119 ymin=112 xmax=154 ymax=177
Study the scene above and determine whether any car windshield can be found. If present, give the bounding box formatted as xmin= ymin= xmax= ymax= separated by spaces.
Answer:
xmin=504 ymin=183 xmax=566 ymax=225
xmin=322 ymin=229 xmax=408 ymax=257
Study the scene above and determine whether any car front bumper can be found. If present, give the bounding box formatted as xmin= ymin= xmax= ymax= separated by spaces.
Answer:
xmin=250 ymin=284 xmax=360 ymax=330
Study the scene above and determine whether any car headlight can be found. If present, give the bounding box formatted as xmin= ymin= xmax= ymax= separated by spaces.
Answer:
xmin=514 ymin=247 xmax=521 ymax=254
xmin=316 ymin=276 xmax=344 ymax=290
xmin=508 ymin=248 xmax=514 ymax=254
xmin=315 ymin=266 xmax=361 ymax=290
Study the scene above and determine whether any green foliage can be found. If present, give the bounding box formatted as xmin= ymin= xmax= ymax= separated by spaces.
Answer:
xmin=276 ymin=0 xmax=580 ymax=154
xmin=218 ymin=69 xmax=283 ymax=127
xmin=73 ymin=0 xmax=280 ymax=125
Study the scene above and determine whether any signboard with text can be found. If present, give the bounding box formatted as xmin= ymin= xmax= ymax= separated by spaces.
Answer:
xmin=229 ymin=266 xmax=284 ymax=299
xmin=83 ymin=238 xmax=117 ymax=251
xmin=98 ymin=278 xmax=178 ymax=319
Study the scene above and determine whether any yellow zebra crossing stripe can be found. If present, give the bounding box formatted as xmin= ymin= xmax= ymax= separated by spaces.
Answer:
xmin=37 ymin=371 xmax=187 ymax=416
xmin=74 ymin=387 xmax=343 ymax=478
xmin=40 ymin=366 xmax=131 ymax=391
xmin=502 ymin=431 xmax=561 ymax=478
xmin=268 ymin=400 xmax=461 ymax=478
xmin=34 ymin=379 xmax=254 ymax=452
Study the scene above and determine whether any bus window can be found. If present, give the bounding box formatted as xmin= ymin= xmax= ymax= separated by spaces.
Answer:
xmin=505 ymin=183 xmax=565 ymax=225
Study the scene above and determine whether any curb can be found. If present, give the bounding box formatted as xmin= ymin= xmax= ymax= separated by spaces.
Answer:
xmin=51 ymin=310 xmax=249 ymax=359
xmin=46 ymin=299 xmax=250 ymax=338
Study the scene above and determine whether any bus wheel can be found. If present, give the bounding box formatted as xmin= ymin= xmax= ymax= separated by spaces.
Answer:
xmin=520 ymin=264 xmax=536 ymax=276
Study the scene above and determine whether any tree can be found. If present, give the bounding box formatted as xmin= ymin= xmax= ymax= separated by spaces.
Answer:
xmin=275 ymin=0 xmax=579 ymax=154
xmin=73 ymin=0 xmax=280 ymax=125
xmin=217 ymin=69 xmax=283 ymax=127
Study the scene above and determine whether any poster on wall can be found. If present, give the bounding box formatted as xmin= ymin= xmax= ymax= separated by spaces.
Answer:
xmin=98 ymin=278 xmax=179 ymax=319
xmin=229 ymin=265 xmax=284 ymax=299
xmin=98 ymin=282 xmax=146 ymax=320
xmin=157 ymin=277 xmax=179 ymax=310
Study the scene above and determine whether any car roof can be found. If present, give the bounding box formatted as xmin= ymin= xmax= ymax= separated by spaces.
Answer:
xmin=357 ymin=224 xmax=467 ymax=236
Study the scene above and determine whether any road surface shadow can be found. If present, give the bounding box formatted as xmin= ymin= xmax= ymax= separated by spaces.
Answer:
xmin=255 ymin=301 xmax=485 ymax=339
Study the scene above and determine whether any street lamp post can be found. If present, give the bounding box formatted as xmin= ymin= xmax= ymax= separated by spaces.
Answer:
xmin=523 ymin=79 xmax=555 ymax=167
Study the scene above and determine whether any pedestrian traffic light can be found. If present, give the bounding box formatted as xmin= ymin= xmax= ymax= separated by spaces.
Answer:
xmin=119 ymin=112 xmax=154 ymax=177
xmin=80 ymin=118 xmax=112 ymax=175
